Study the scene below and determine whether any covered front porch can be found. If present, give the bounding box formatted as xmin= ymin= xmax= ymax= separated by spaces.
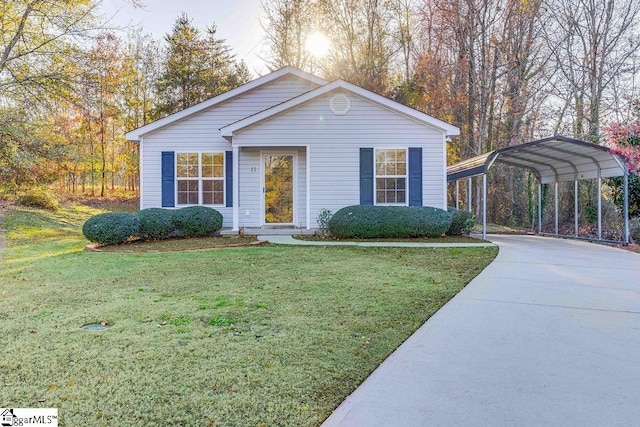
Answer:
xmin=230 ymin=145 xmax=312 ymax=231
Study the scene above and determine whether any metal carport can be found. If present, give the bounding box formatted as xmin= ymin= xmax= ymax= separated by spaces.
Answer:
xmin=447 ymin=135 xmax=630 ymax=243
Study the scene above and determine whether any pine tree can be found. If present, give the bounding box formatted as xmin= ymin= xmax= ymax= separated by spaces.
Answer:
xmin=155 ymin=13 xmax=251 ymax=116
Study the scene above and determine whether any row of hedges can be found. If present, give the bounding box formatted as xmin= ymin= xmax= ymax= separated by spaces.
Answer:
xmin=83 ymin=206 xmax=223 ymax=245
xmin=327 ymin=205 xmax=475 ymax=239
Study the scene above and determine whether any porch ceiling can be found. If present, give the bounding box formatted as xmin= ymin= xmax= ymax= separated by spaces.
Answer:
xmin=447 ymin=135 xmax=626 ymax=184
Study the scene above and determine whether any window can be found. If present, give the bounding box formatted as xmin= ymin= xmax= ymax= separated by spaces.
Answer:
xmin=375 ymin=148 xmax=407 ymax=204
xmin=176 ymin=153 xmax=224 ymax=205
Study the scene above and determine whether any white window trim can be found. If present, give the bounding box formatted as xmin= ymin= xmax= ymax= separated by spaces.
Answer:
xmin=175 ymin=152 xmax=226 ymax=207
xmin=374 ymin=147 xmax=408 ymax=206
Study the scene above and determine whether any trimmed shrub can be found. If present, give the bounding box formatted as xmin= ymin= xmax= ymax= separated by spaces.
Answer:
xmin=328 ymin=205 xmax=452 ymax=239
xmin=18 ymin=190 xmax=59 ymax=210
xmin=137 ymin=208 xmax=175 ymax=240
xmin=446 ymin=207 xmax=476 ymax=236
xmin=171 ymin=206 xmax=223 ymax=237
xmin=82 ymin=212 xmax=140 ymax=245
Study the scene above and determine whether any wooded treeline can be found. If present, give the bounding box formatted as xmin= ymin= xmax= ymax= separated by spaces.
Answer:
xmin=261 ymin=0 xmax=640 ymax=231
xmin=1 ymin=0 xmax=639 ymax=231
xmin=0 ymin=1 xmax=250 ymax=196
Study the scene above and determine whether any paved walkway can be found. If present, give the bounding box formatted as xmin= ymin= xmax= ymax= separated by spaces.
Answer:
xmin=257 ymin=235 xmax=494 ymax=248
xmin=322 ymin=235 xmax=640 ymax=427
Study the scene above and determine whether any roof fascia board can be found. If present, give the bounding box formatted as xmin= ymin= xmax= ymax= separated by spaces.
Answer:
xmin=126 ymin=67 xmax=327 ymax=142
xmin=220 ymin=80 xmax=460 ymax=138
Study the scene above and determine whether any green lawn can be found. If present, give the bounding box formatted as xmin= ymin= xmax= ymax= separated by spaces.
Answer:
xmin=0 ymin=206 xmax=497 ymax=426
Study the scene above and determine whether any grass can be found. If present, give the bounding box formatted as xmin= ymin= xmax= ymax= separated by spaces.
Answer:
xmin=0 ymin=205 xmax=497 ymax=426
xmin=473 ymin=223 xmax=532 ymax=234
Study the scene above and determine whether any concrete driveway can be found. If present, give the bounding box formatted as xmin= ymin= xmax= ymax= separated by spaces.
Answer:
xmin=322 ymin=235 xmax=640 ymax=426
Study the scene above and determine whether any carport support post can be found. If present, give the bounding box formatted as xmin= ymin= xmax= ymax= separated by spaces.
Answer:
xmin=574 ymin=180 xmax=579 ymax=237
xmin=597 ymin=174 xmax=602 ymax=240
xmin=538 ymin=183 xmax=542 ymax=234
xmin=455 ymin=180 xmax=459 ymax=209
xmin=467 ymin=177 xmax=472 ymax=211
xmin=482 ymin=173 xmax=487 ymax=240
xmin=554 ymin=181 xmax=559 ymax=235
xmin=624 ymin=167 xmax=630 ymax=244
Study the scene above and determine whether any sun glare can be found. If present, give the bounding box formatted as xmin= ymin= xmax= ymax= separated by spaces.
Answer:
xmin=305 ymin=32 xmax=330 ymax=58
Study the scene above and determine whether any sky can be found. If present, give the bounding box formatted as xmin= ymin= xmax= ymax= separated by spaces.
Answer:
xmin=98 ymin=0 xmax=268 ymax=76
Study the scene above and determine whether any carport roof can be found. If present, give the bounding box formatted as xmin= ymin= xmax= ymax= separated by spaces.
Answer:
xmin=447 ymin=135 xmax=626 ymax=184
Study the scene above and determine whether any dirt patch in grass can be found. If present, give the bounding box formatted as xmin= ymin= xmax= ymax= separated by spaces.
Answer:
xmin=90 ymin=236 xmax=263 ymax=252
xmin=63 ymin=195 xmax=139 ymax=212
xmin=612 ymin=243 xmax=640 ymax=254
xmin=294 ymin=234 xmax=489 ymax=243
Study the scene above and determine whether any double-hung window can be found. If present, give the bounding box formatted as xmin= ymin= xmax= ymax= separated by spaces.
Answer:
xmin=176 ymin=153 xmax=224 ymax=205
xmin=375 ymin=148 xmax=407 ymax=205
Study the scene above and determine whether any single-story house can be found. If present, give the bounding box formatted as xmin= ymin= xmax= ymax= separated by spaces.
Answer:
xmin=126 ymin=67 xmax=460 ymax=231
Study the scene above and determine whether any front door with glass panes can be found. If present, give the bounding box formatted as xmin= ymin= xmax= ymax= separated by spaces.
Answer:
xmin=262 ymin=153 xmax=295 ymax=225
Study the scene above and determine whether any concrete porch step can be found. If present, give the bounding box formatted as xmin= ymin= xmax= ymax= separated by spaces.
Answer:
xmin=220 ymin=227 xmax=317 ymax=236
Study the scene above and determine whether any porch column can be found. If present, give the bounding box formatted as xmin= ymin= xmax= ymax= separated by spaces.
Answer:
xmin=482 ymin=173 xmax=487 ymax=240
xmin=232 ymin=146 xmax=240 ymax=231
xmin=554 ymin=181 xmax=559 ymax=235
xmin=574 ymin=180 xmax=579 ymax=238
xmin=538 ymin=183 xmax=542 ymax=234
xmin=455 ymin=180 xmax=459 ymax=209
xmin=306 ymin=145 xmax=311 ymax=230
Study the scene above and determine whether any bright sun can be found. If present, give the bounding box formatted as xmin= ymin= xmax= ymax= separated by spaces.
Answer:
xmin=305 ymin=32 xmax=330 ymax=58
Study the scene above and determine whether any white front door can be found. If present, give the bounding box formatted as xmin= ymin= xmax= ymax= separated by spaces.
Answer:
xmin=262 ymin=152 xmax=296 ymax=225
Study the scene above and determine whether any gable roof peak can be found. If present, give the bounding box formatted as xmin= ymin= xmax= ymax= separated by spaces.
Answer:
xmin=220 ymin=79 xmax=460 ymax=138
xmin=126 ymin=67 xmax=327 ymax=142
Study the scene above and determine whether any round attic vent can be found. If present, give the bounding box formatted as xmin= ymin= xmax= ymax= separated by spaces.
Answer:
xmin=330 ymin=93 xmax=351 ymax=115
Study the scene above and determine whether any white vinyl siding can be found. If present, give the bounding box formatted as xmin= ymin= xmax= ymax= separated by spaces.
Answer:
xmin=139 ymin=75 xmax=319 ymax=226
xmin=232 ymin=91 xmax=447 ymax=221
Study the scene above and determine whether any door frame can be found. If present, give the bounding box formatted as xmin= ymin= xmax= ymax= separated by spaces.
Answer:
xmin=260 ymin=150 xmax=298 ymax=226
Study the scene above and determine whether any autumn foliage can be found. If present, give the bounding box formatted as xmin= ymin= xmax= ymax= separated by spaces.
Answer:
xmin=604 ymin=122 xmax=640 ymax=175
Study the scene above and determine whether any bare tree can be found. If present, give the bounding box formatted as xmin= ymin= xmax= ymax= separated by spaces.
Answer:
xmin=260 ymin=0 xmax=317 ymax=71
xmin=545 ymin=0 xmax=640 ymax=141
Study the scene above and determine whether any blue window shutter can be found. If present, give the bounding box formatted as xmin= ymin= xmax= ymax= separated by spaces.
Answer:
xmin=225 ymin=151 xmax=233 ymax=207
xmin=360 ymin=148 xmax=374 ymax=205
xmin=161 ymin=151 xmax=175 ymax=207
xmin=408 ymin=147 xmax=422 ymax=206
